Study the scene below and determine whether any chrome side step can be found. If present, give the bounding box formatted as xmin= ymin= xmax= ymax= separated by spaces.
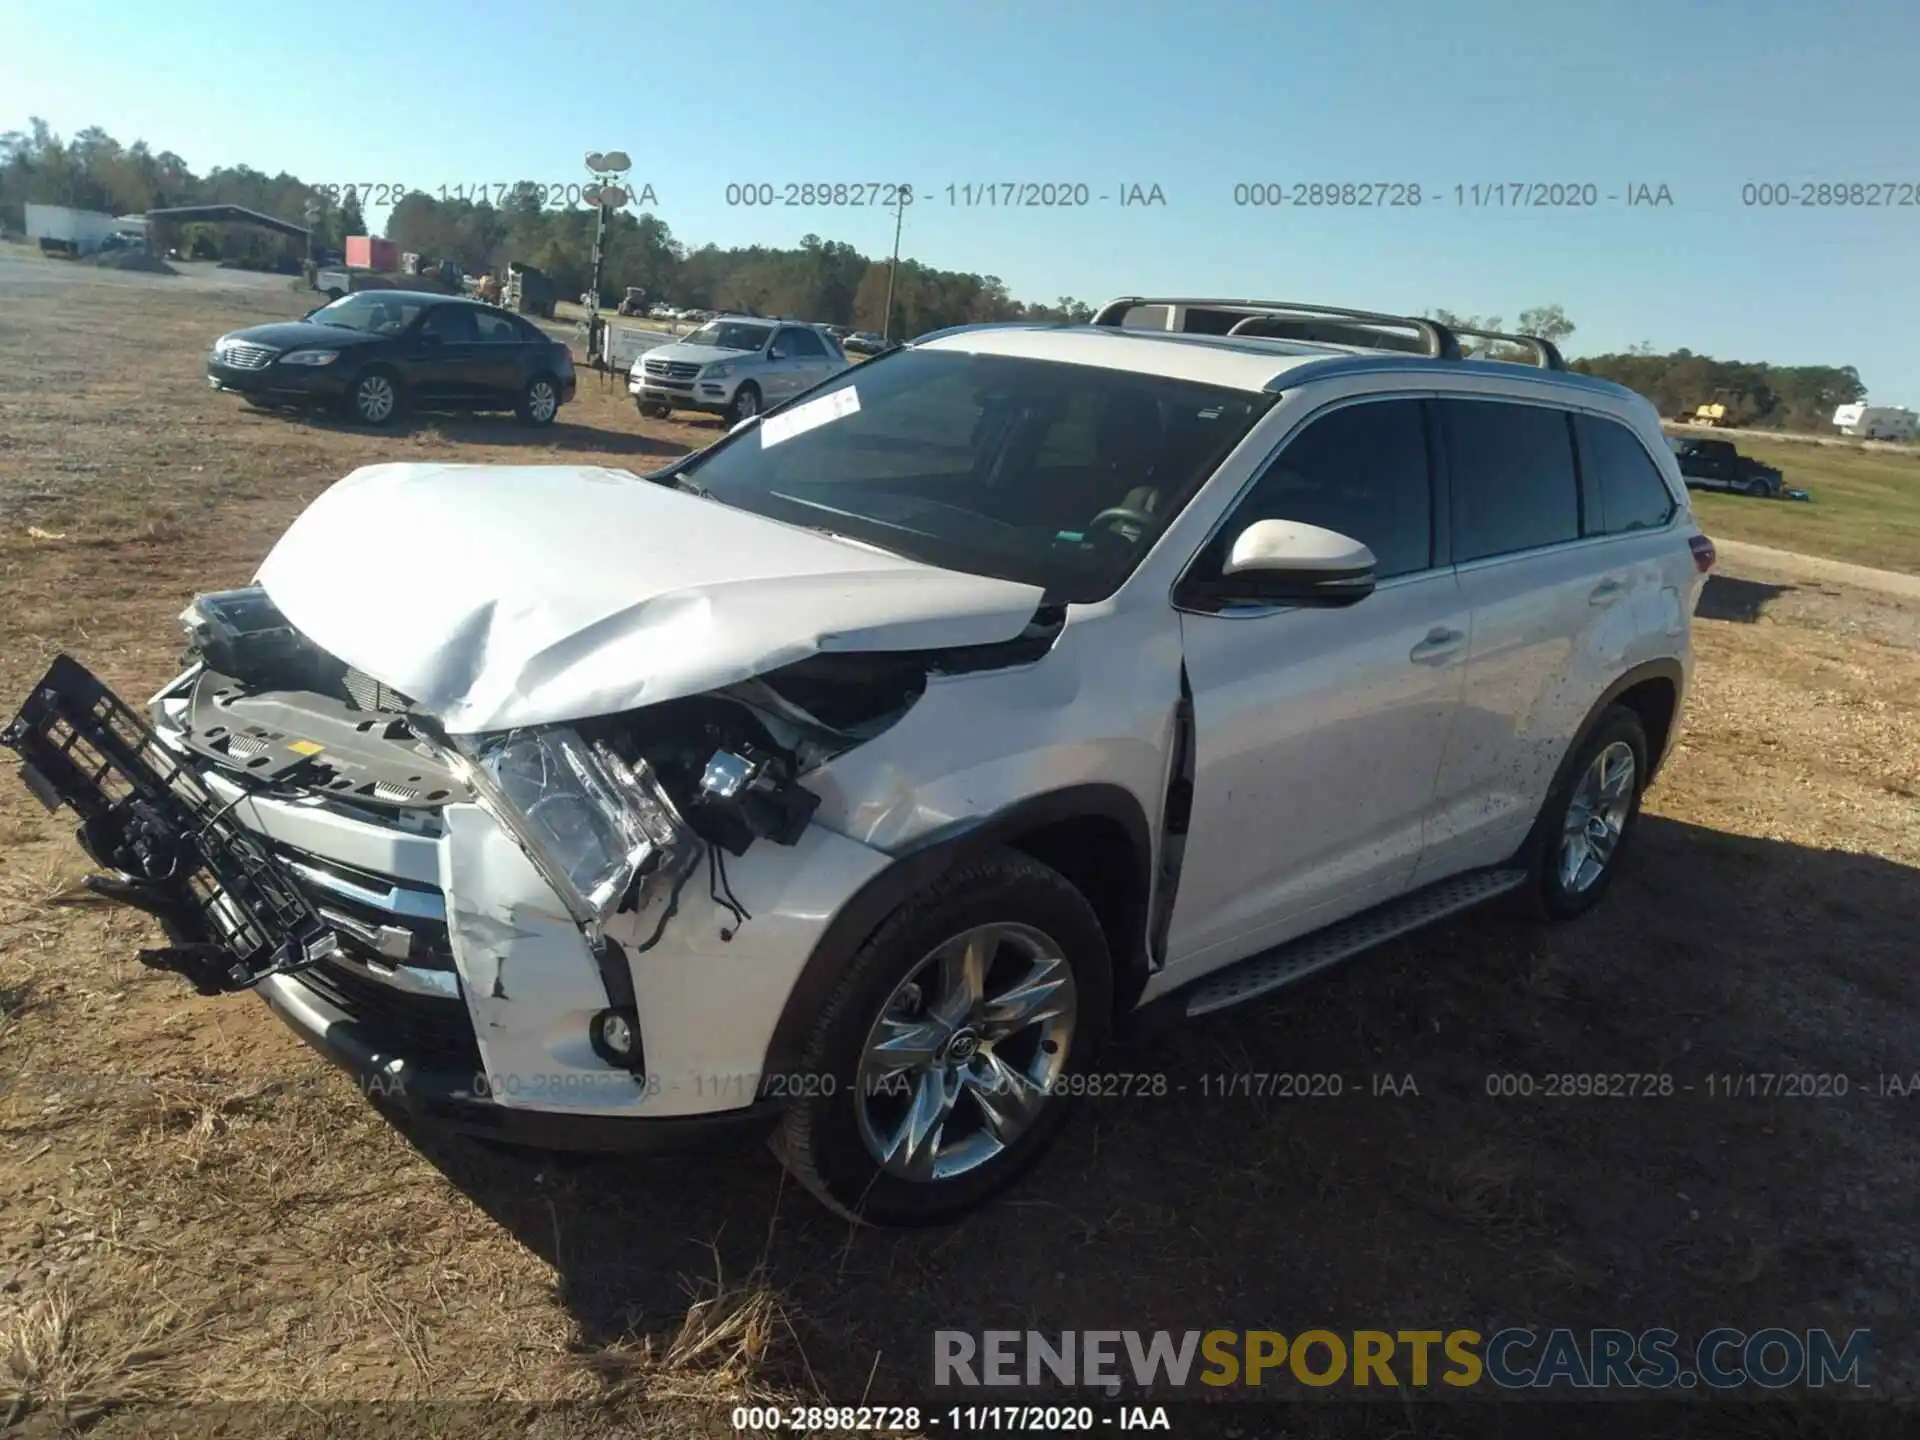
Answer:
xmin=1182 ymin=867 xmax=1528 ymax=1018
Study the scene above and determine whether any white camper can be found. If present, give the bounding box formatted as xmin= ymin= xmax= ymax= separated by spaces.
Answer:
xmin=1832 ymin=403 xmax=1918 ymax=442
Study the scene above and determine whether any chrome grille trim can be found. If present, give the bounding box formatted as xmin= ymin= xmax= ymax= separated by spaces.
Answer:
xmin=221 ymin=342 xmax=277 ymax=370
xmin=285 ymin=858 xmax=447 ymax=922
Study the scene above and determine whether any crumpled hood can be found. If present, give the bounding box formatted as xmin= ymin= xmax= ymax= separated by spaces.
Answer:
xmin=255 ymin=463 xmax=1044 ymax=735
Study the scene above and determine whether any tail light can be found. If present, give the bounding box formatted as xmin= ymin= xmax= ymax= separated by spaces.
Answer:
xmin=1690 ymin=534 xmax=1716 ymax=573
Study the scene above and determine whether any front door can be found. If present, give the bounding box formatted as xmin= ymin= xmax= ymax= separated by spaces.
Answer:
xmin=1165 ymin=396 xmax=1468 ymax=972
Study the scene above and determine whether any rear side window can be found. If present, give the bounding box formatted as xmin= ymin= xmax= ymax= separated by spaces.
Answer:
xmin=1440 ymin=398 xmax=1580 ymax=562
xmin=1574 ymin=414 xmax=1676 ymax=534
xmin=475 ymin=310 xmax=525 ymax=344
xmin=1206 ymin=398 xmax=1433 ymax=579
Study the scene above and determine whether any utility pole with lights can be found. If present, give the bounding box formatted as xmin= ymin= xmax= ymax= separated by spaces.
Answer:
xmin=583 ymin=150 xmax=633 ymax=370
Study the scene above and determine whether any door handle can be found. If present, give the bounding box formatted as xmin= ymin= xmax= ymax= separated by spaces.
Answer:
xmin=1409 ymin=627 xmax=1466 ymax=665
xmin=1589 ymin=578 xmax=1626 ymax=606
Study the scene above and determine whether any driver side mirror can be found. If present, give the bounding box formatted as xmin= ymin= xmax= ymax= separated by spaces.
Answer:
xmin=768 ymin=345 xmax=787 ymax=361
xmin=1186 ymin=519 xmax=1376 ymax=609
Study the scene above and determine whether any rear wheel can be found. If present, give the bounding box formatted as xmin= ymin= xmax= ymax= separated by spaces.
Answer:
xmin=517 ymin=374 xmax=560 ymax=427
xmin=1522 ymin=706 xmax=1649 ymax=921
xmin=776 ymin=849 xmax=1111 ymax=1226
xmin=1744 ymin=476 xmax=1773 ymax=498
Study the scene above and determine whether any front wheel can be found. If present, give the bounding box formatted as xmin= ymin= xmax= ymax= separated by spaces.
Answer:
xmin=1745 ymin=476 xmax=1773 ymax=498
xmin=517 ymin=374 xmax=560 ymax=427
xmin=636 ymin=399 xmax=671 ymax=419
xmin=776 ymin=849 xmax=1112 ymax=1226
xmin=1522 ymin=705 xmax=1650 ymax=921
xmin=344 ymin=369 xmax=402 ymax=427
xmin=726 ymin=383 xmax=761 ymax=425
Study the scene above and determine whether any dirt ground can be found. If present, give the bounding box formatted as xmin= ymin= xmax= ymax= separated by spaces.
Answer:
xmin=2 ymin=258 xmax=1919 ymax=1436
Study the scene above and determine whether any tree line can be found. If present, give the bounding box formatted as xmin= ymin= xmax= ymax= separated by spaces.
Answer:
xmin=382 ymin=188 xmax=1096 ymax=330
xmin=0 ymin=120 xmax=1875 ymax=428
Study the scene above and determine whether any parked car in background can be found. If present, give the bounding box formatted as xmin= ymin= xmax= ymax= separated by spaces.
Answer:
xmin=206 ymin=291 xmax=576 ymax=427
xmin=630 ymin=315 xmax=849 ymax=422
xmin=1666 ymin=436 xmax=1785 ymax=498
xmin=842 ymin=331 xmax=887 ymax=355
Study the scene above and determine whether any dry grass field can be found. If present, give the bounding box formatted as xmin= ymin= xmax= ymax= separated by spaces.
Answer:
xmin=3 ymin=252 xmax=1919 ymax=1436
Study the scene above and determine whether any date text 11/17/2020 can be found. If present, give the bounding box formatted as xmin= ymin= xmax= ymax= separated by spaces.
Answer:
xmin=308 ymin=182 xmax=660 ymax=209
xmin=1230 ymin=181 xmax=1677 ymax=208
xmin=721 ymin=182 xmax=1167 ymax=208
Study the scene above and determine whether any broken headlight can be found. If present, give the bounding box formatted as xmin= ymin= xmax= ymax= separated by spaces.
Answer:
xmin=459 ymin=728 xmax=693 ymax=926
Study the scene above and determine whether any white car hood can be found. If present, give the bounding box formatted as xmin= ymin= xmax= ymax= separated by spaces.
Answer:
xmin=255 ymin=463 xmax=1045 ymax=734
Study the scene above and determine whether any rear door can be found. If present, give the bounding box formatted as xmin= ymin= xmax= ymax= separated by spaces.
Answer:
xmin=1413 ymin=396 xmax=1683 ymax=884
xmin=1165 ymin=395 xmax=1470 ymax=969
xmin=471 ymin=307 xmax=538 ymax=402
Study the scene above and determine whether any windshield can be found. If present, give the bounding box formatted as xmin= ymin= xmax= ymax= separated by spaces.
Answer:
xmin=683 ymin=320 xmax=772 ymax=352
xmin=676 ymin=349 xmax=1275 ymax=603
xmin=309 ymin=293 xmax=429 ymax=335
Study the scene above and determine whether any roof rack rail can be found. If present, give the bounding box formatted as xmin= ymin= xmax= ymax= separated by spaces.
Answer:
xmin=1089 ymin=297 xmax=1566 ymax=371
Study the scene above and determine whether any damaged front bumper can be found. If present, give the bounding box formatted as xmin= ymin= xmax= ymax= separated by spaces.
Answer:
xmin=4 ymin=655 xmax=892 ymax=1146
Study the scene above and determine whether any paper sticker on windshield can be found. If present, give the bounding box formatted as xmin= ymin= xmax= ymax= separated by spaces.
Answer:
xmin=760 ymin=385 xmax=860 ymax=448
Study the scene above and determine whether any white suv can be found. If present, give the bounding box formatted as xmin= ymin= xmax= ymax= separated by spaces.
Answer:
xmin=630 ymin=315 xmax=848 ymax=423
xmin=5 ymin=297 xmax=1714 ymax=1226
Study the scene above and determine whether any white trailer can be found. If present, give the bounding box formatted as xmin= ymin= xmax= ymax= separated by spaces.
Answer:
xmin=1832 ymin=403 xmax=1918 ymax=441
xmin=24 ymin=203 xmax=126 ymax=255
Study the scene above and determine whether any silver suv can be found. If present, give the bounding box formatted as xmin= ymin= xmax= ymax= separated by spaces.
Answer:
xmin=6 ymin=295 xmax=1711 ymax=1227
xmin=630 ymin=316 xmax=848 ymax=423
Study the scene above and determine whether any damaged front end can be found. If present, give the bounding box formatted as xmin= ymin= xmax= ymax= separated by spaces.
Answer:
xmin=4 ymin=580 xmax=1064 ymax=1130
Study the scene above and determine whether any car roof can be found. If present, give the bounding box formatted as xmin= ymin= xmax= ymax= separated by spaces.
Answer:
xmin=332 ymin=290 xmax=474 ymax=306
xmin=911 ymin=323 xmax=1641 ymax=405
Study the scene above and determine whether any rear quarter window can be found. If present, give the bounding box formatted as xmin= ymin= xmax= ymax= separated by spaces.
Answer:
xmin=1574 ymin=414 xmax=1677 ymax=534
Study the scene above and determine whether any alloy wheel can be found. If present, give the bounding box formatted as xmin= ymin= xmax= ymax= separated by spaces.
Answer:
xmin=356 ymin=375 xmax=395 ymax=423
xmin=1559 ymin=740 xmax=1636 ymax=893
xmin=528 ymin=380 xmax=557 ymax=422
xmin=855 ymin=923 xmax=1077 ymax=1182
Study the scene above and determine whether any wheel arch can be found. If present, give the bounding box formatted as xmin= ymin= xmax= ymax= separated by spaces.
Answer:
xmin=1516 ymin=657 xmax=1683 ymax=862
xmin=756 ymin=785 xmax=1154 ymax=1097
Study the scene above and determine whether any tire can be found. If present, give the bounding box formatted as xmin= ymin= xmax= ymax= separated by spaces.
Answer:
xmin=636 ymin=399 xmax=671 ymax=419
xmin=1520 ymin=705 xmax=1650 ymax=921
xmin=776 ymin=848 xmax=1113 ymax=1226
xmin=344 ymin=368 xmax=403 ymax=427
xmin=726 ymin=383 xmax=762 ymax=425
xmin=1744 ymin=476 xmax=1772 ymax=498
xmin=517 ymin=374 xmax=561 ymax=427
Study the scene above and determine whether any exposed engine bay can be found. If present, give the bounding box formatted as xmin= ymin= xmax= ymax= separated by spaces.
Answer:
xmin=170 ymin=586 xmax=1063 ymax=873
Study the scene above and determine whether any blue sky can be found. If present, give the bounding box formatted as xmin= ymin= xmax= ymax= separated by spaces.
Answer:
xmin=8 ymin=0 xmax=1919 ymax=404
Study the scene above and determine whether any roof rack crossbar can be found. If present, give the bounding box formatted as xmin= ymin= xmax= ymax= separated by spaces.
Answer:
xmin=1440 ymin=325 xmax=1566 ymax=371
xmin=1089 ymin=297 xmax=1567 ymax=370
xmin=1091 ymin=297 xmax=1462 ymax=361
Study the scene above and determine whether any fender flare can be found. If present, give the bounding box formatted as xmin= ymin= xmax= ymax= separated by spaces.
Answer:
xmin=755 ymin=784 xmax=1154 ymax=1094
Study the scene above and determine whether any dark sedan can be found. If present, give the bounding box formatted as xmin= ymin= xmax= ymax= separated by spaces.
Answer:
xmin=207 ymin=291 xmax=577 ymax=427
